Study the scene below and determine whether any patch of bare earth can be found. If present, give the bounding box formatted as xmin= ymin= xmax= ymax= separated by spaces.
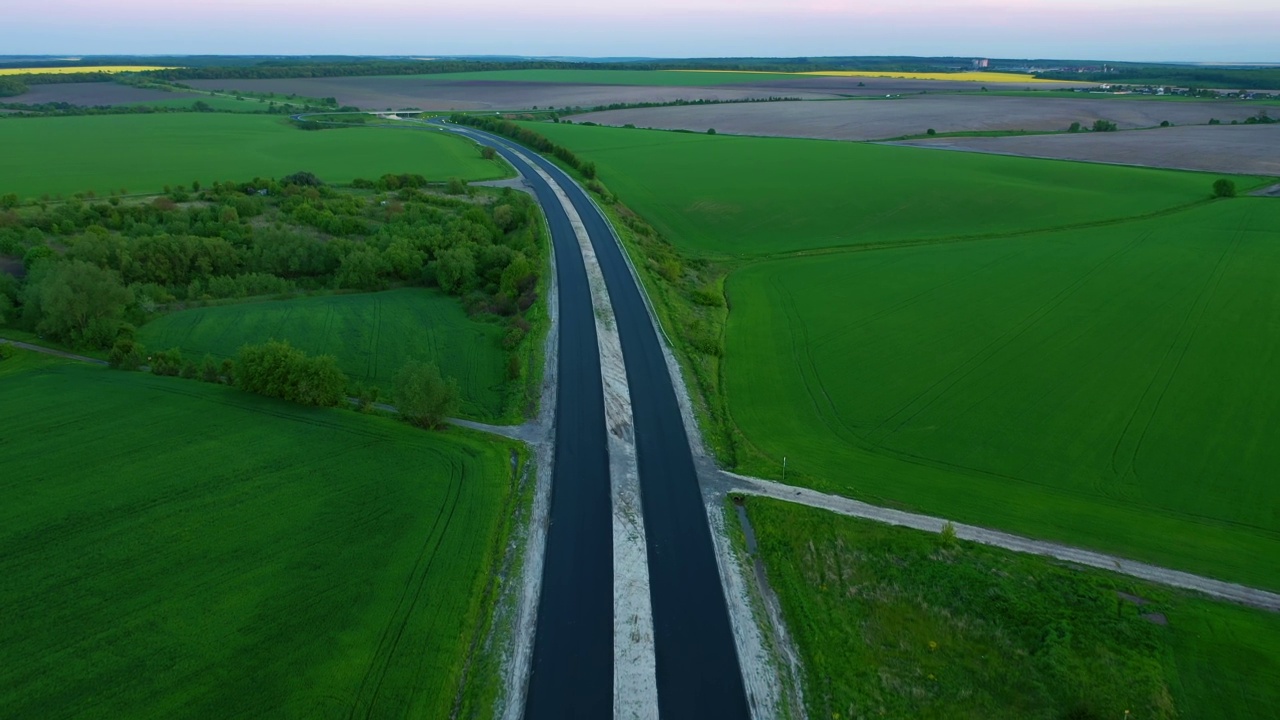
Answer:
xmin=0 ymin=256 xmax=24 ymax=278
xmin=569 ymin=95 xmax=1267 ymax=141
xmin=8 ymin=82 xmax=201 ymax=106
xmin=894 ymin=123 xmax=1280 ymax=175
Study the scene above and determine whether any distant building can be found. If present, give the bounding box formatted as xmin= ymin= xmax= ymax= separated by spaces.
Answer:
xmin=972 ymin=58 xmax=990 ymax=70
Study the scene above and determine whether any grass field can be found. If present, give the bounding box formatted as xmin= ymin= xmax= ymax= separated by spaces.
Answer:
xmin=0 ymin=66 xmax=179 ymax=75
xmin=0 ymin=350 xmax=519 ymax=719
xmin=527 ymin=123 xmax=1257 ymax=258
xmin=741 ymin=498 xmax=1280 ymax=719
xmin=725 ymin=199 xmax=1280 ymax=589
xmin=137 ymin=289 xmax=509 ymax=421
xmin=0 ymin=113 xmax=508 ymax=199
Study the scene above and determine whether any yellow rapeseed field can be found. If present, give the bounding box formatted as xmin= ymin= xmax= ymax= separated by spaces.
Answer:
xmin=0 ymin=66 xmax=178 ymax=76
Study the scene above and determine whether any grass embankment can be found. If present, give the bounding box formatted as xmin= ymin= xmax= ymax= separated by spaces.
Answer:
xmin=138 ymin=288 xmax=511 ymax=421
xmin=516 ymin=121 xmax=1280 ymax=588
xmin=0 ymin=350 xmax=522 ymax=719
xmin=740 ymin=498 xmax=1280 ymax=720
xmin=0 ymin=113 xmax=509 ymax=199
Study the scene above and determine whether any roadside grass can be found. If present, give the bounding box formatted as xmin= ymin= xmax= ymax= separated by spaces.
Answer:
xmin=724 ymin=199 xmax=1280 ymax=590
xmin=0 ymin=351 xmax=519 ymax=719
xmin=0 ymin=113 xmax=509 ymax=200
xmin=741 ymin=498 xmax=1280 ymax=720
xmin=526 ymin=122 xmax=1259 ymax=259
xmin=137 ymin=288 xmax=513 ymax=421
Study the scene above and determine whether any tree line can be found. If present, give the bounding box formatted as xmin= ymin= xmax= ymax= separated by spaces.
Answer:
xmin=450 ymin=115 xmax=598 ymax=179
xmin=0 ymin=172 xmax=543 ymax=355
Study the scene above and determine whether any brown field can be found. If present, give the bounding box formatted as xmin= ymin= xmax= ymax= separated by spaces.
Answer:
xmin=7 ymin=82 xmax=200 ymax=106
xmin=179 ymin=75 xmax=1087 ymax=111
xmin=568 ymin=95 xmax=1266 ymax=140
xmin=894 ymin=124 xmax=1280 ymax=175
xmin=181 ymin=77 xmax=831 ymax=110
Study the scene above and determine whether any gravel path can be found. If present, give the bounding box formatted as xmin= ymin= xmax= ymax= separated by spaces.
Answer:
xmin=709 ymin=471 xmax=1280 ymax=612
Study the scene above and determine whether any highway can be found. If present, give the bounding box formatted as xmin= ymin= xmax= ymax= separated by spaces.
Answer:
xmin=435 ymin=120 xmax=750 ymax=718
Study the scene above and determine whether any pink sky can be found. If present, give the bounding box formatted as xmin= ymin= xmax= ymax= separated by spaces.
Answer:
xmin=6 ymin=0 xmax=1278 ymax=62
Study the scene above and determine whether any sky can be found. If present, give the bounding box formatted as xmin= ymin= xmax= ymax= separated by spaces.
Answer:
xmin=6 ymin=0 xmax=1278 ymax=63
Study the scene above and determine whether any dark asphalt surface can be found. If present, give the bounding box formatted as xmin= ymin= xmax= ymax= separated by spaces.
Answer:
xmin=438 ymin=120 xmax=749 ymax=719
xmin=442 ymin=124 xmax=615 ymax=719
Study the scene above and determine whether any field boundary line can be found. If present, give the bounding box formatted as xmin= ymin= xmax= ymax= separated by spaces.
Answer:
xmin=714 ymin=471 xmax=1280 ymax=612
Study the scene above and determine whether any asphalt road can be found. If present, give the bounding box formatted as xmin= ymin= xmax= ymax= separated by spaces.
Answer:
xmin=442 ymin=125 xmax=615 ymax=718
xmin=439 ymin=120 xmax=750 ymax=718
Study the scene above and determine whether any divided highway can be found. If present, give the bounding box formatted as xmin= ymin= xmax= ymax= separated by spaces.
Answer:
xmin=435 ymin=121 xmax=751 ymax=718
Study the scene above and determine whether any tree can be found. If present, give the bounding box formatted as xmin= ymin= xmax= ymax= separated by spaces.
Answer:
xmin=22 ymin=260 xmax=133 ymax=348
xmin=1068 ymin=121 xmax=1082 ymax=133
xmin=435 ymin=245 xmax=476 ymax=295
xmin=481 ymin=146 xmax=497 ymax=160
xmin=394 ymin=361 xmax=459 ymax=429
xmin=1213 ymin=179 xmax=1237 ymax=198
xmin=446 ymin=177 xmax=468 ymax=195
xmin=1091 ymin=119 xmax=1117 ymax=132
xmin=926 ymin=128 xmax=936 ymax=136
xmin=235 ymin=340 xmax=347 ymax=407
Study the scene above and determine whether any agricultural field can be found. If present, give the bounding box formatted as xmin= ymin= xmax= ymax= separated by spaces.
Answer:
xmin=178 ymin=69 xmax=1087 ymax=112
xmin=898 ymin=123 xmax=1280 ymax=175
xmin=740 ymin=498 xmax=1280 ymax=720
xmin=138 ymin=289 xmax=510 ymax=421
xmin=528 ymin=122 xmax=1253 ymax=258
xmin=514 ymin=121 xmax=1280 ymax=588
xmin=0 ymin=350 xmax=520 ymax=719
xmin=1 ymin=81 xmax=202 ymax=107
xmin=568 ymin=94 xmax=1264 ymax=143
xmin=0 ymin=113 xmax=508 ymax=199
xmin=724 ymin=198 xmax=1280 ymax=589
xmin=0 ymin=65 xmax=178 ymax=75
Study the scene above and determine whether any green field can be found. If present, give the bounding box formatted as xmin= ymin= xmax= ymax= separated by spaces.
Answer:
xmin=0 ymin=113 xmax=508 ymax=199
xmin=742 ymin=498 xmax=1280 ymax=719
xmin=529 ymin=122 xmax=1255 ymax=258
xmin=0 ymin=350 xmax=518 ymax=719
xmin=512 ymin=121 xmax=1280 ymax=589
xmin=137 ymin=289 xmax=509 ymax=421
xmin=726 ymin=199 xmax=1280 ymax=589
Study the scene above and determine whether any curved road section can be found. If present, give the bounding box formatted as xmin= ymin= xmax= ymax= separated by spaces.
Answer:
xmin=435 ymin=121 xmax=751 ymax=718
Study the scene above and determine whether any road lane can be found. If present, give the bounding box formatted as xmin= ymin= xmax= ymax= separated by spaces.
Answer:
xmin=445 ymin=126 xmax=616 ymax=719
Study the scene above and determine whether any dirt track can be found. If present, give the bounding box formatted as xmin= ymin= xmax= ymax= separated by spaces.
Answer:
xmin=569 ymin=95 xmax=1267 ymax=140
xmin=895 ymin=123 xmax=1280 ymax=176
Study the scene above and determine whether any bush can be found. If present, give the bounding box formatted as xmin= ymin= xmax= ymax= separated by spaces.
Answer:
xmin=1160 ymin=120 xmax=1171 ymax=127
xmin=200 ymin=354 xmax=220 ymax=383
xmin=235 ymin=340 xmax=347 ymax=407
xmin=179 ymin=360 xmax=199 ymax=379
xmin=150 ymin=347 xmax=184 ymax=376
xmin=446 ymin=177 xmax=468 ymax=195
xmin=1213 ymin=179 xmax=1237 ymax=198
xmin=1091 ymin=119 xmax=1118 ymax=132
xmin=394 ymin=361 xmax=459 ymax=430
xmin=926 ymin=128 xmax=937 ymax=136
xmin=108 ymin=338 xmax=145 ymax=371
xmin=1068 ymin=121 xmax=1082 ymax=133
xmin=707 ymin=128 xmax=717 ymax=135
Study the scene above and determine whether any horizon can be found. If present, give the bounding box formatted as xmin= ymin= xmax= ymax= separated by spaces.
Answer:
xmin=6 ymin=0 xmax=1278 ymax=64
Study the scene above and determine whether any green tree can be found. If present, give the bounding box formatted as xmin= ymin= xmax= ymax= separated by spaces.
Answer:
xmin=1213 ymin=179 xmax=1237 ymax=198
xmin=481 ymin=146 xmax=498 ymax=160
xmin=108 ymin=338 xmax=145 ymax=371
xmin=394 ymin=361 xmax=459 ymax=429
xmin=435 ymin=246 xmax=476 ymax=295
xmin=22 ymin=260 xmax=133 ymax=348
xmin=446 ymin=177 xmax=468 ymax=195
xmin=235 ymin=340 xmax=347 ymax=407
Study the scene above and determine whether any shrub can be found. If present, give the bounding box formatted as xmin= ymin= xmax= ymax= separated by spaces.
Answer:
xmin=108 ymin=338 xmax=145 ymax=371
xmin=707 ymin=128 xmax=717 ymax=135
xmin=1068 ymin=121 xmax=1082 ymax=133
xmin=235 ymin=340 xmax=347 ymax=407
xmin=150 ymin=347 xmax=184 ymax=376
xmin=926 ymin=128 xmax=937 ymax=136
xmin=1212 ymin=179 xmax=1237 ymax=198
xmin=179 ymin=360 xmax=199 ymax=379
xmin=446 ymin=177 xmax=468 ymax=195
xmin=1160 ymin=120 xmax=1171 ymax=127
xmin=200 ymin=354 xmax=220 ymax=383
xmin=394 ymin=361 xmax=459 ymax=430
